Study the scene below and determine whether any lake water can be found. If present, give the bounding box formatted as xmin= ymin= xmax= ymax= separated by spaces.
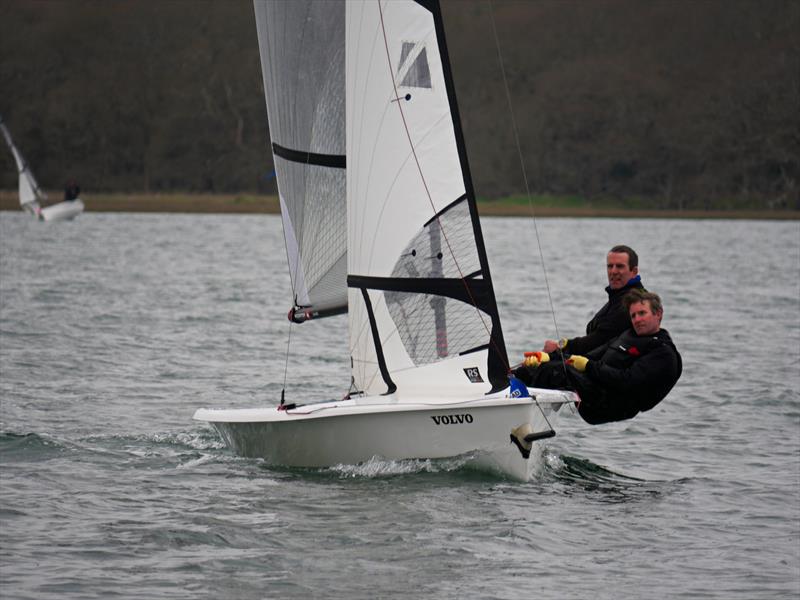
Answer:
xmin=1 ymin=211 xmax=798 ymax=599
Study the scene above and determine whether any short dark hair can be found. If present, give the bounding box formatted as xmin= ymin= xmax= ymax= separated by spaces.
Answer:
xmin=609 ymin=245 xmax=638 ymax=269
xmin=624 ymin=289 xmax=662 ymax=313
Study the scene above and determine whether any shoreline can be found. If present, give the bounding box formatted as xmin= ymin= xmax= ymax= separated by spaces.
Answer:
xmin=1 ymin=191 xmax=797 ymax=220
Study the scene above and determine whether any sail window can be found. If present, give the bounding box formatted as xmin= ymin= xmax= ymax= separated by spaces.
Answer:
xmin=398 ymin=41 xmax=432 ymax=89
xmin=391 ymin=199 xmax=480 ymax=280
xmin=383 ymin=199 xmax=488 ymax=366
xmin=385 ymin=291 xmax=490 ymax=366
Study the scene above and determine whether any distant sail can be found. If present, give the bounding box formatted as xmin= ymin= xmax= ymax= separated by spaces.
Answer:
xmin=0 ymin=115 xmax=46 ymax=214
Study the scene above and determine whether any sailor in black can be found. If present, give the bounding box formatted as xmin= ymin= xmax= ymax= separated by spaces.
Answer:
xmin=543 ymin=245 xmax=645 ymax=356
xmin=64 ymin=179 xmax=80 ymax=201
xmin=515 ymin=290 xmax=682 ymax=425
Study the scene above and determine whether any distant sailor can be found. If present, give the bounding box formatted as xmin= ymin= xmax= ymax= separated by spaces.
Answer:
xmin=514 ymin=289 xmax=682 ymax=425
xmin=64 ymin=179 xmax=80 ymax=202
xmin=540 ymin=245 xmax=645 ymax=356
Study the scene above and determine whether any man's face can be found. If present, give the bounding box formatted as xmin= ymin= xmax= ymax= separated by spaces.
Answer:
xmin=607 ymin=251 xmax=638 ymax=290
xmin=629 ymin=300 xmax=662 ymax=336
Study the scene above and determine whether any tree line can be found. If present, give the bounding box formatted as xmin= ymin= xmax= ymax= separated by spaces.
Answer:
xmin=0 ymin=0 xmax=797 ymax=210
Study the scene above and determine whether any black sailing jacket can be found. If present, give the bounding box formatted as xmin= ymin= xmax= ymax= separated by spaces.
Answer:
xmin=565 ymin=277 xmax=645 ymax=355
xmin=574 ymin=327 xmax=682 ymax=424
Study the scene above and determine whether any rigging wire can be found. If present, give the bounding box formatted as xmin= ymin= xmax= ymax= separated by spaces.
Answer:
xmin=281 ymin=316 xmax=293 ymax=406
xmin=279 ymin=213 xmax=301 ymax=405
xmin=279 ymin=1 xmax=311 ymax=405
xmin=487 ymin=0 xmax=566 ymax=369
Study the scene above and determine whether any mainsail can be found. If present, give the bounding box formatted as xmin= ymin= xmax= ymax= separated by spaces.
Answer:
xmin=346 ymin=0 xmax=508 ymax=396
xmin=254 ymin=1 xmax=348 ymax=322
xmin=0 ymin=116 xmax=45 ymax=214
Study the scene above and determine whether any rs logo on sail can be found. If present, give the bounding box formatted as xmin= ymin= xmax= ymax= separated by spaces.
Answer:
xmin=431 ymin=414 xmax=474 ymax=425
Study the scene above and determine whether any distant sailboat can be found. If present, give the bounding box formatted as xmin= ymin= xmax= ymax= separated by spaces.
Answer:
xmin=0 ymin=115 xmax=84 ymax=222
xmin=194 ymin=0 xmax=577 ymax=480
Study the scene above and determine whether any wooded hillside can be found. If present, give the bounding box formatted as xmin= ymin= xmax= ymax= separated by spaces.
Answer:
xmin=1 ymin=0 xmax=797 ymax=210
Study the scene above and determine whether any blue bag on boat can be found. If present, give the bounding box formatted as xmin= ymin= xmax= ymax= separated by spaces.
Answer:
xmin=508 ymin=376 xmax=530 ymax=398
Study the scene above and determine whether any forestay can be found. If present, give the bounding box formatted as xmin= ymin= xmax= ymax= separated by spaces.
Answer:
xmin=346 ymin=0 xmax=508 ymax=398
xmin=254 ymin=1 xmax=348 ymax=322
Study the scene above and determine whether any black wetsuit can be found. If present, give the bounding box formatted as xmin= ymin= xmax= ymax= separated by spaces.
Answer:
xmin=564 ymin=276 xmax=645 ymax=355
xmin=64 ymin=181 xmax=80 ymax=201
xmin=515 ymin=328 xmax=682 ymax=425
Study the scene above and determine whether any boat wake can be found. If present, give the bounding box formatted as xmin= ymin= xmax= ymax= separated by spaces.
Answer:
xmin=2 ymin=429 xmax=673 ymax=491
xmin=0 ymin=431 xmax=67 ymax=459
xmin=0 ymin=428 xmax=231 ymax=472
xmin=544 ymin=453 xmax=680 ymax=501
xmin=325 ymin=454 xmax=477 ymax=478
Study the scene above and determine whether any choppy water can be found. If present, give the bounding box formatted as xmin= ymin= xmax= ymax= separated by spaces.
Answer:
xmin=1 ymin=211 xmax=798 ymax=599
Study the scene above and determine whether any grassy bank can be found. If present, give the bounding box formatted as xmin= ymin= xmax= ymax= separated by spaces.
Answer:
xmin=1 ymin=191 xmax=797 ymax=219
xmin=0 ymin=192 xmax=279 ymax=214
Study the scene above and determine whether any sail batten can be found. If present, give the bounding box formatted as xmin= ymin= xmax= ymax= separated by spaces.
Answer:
xmin=271 ymin=142 xmax=346 ymax=169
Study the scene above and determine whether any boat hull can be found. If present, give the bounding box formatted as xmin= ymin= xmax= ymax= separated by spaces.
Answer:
xmin=194 ymin=390 xmax=575 ymax=481
xmin=40 ymin=200 xmax=84 ymax=222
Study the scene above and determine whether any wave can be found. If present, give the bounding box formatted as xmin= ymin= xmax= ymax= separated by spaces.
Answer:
xmin=547 ymin=453 xmax=644 ymax=482
xmin=0 ymin=428 xmax=230 ymax=472
xmin=77 ymin=429 xmax=226 ymax=452
xmin=0 ymin=430 xmax=65 ymax=451
xmin=0 ymin=429 xmax=687 ymax=494
xmin=324 ymin=454 xmax=477 ymax=479
xmin=545 ymin=452 xmax=685 ymax=502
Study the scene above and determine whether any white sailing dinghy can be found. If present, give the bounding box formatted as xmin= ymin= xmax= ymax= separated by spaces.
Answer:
xmin=0 ymin=116 xmax=84 ymax=222
xmin=194 ymin=0 xmax=577 ymax=480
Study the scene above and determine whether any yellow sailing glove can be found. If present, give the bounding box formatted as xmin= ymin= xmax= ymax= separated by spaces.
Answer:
xmin=567 ymin=355 xmax=588 ymax=372
xmin=523 ymin=351 xmax=550 ymax=368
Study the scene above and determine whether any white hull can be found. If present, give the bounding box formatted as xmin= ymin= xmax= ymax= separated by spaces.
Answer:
xmin=39 ymin=199 xmax=84 ymax=222
xmin=194 ymin=389 xmax=576 ymax=481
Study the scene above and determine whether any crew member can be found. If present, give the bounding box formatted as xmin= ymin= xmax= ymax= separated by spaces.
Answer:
xmin=542 ymin=245 xmax=644 ymax=355
xmin=515 ymin=289 xmax=681 ymax=425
